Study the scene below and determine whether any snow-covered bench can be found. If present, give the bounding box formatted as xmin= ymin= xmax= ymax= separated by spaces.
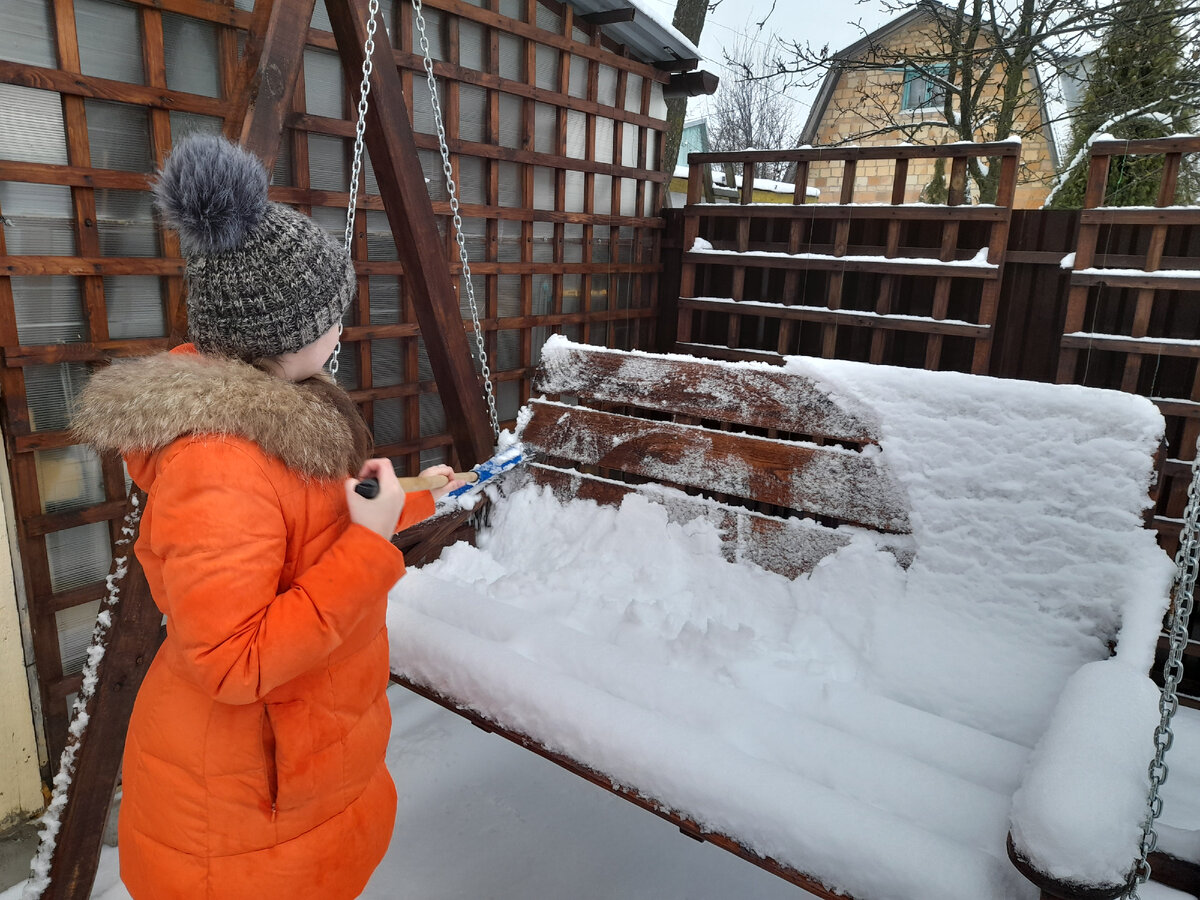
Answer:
xmin=388 ymin=337 xmax=1176 ymax=900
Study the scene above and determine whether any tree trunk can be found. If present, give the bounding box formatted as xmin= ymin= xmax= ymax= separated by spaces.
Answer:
xmin=659 ymin=0 xmax=710 ymax=191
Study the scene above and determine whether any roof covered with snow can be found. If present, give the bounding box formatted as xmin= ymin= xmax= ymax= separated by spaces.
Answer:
xmin=564 ymin=1 xmax=700 ymax=68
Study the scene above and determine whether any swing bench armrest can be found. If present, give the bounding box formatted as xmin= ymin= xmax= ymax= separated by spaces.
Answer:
xmin=1008 ymin=659 xmax=1164 ymax=899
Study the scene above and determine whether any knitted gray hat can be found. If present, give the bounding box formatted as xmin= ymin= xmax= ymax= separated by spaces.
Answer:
xmin=153 ymin=134 xmax=355 ymax=360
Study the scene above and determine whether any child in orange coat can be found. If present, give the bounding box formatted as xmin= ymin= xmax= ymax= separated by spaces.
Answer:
xmin=74 ymin=135 xmax=463 ymax=899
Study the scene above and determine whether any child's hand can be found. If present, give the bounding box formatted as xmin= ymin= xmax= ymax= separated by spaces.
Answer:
xmin=421 ymin=464 xmax=469 ymax=501
xmin=345 ymin=458 xmax=406 ymax=540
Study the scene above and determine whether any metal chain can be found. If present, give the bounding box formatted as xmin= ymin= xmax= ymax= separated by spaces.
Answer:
xmin=330 ymin=0 xmax=382 ymax=382
xmin=412 ymin=0 xmax=501 ymax=441
xmin=1128 ymin=437 xmax=1200 ymax=897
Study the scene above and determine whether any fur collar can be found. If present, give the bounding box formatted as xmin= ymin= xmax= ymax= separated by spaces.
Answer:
xmin=72 ymin=351 xmax=372 ymax=479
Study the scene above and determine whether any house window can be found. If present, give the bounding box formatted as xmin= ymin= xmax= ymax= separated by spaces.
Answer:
xmin=902 ymin=65 xmax=948 ymax=112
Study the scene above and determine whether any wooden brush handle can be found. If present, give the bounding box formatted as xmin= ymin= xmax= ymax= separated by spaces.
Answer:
xmin=354 ymin=471 xmax=478 ymax=499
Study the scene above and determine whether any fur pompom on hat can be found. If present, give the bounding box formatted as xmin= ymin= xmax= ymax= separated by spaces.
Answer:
xmin=154 ymin=134 xmax=355 ymax=360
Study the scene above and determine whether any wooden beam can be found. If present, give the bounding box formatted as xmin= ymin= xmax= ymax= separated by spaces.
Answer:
xmin=326 ymin=0 xmax=494 ymax=466
xmin=581 ymin=8 xmax=636 ymax=25
xmin=228 ymin=0 xmax=319 ymax=169
xmin=41 ymin=496 xmax=165 ymax=900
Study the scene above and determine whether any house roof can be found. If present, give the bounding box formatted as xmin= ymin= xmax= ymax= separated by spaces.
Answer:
xmin=798 ymin=0 xmax=1067 ymax=164
xmin=564 ymin=1 xmax=701 ymax=69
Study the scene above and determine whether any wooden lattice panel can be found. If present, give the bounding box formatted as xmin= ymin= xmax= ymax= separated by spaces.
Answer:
xmin=0 ymin=0 xmax=670 ymax=765
xmin=1055 ymin=135 xmax=1200 ymax=552
xmin=675 ymin=141 xmax=1018 ymax=374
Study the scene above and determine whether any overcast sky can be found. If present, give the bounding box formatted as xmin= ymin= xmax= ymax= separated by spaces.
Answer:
xmin=638 ymin=0 xmax=898 ymax=133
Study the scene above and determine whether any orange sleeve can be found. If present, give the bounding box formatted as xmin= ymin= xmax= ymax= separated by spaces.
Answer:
xmin=149 ymin=441 xmax=407 ymax=704
xmin=395 ymin=489 xmax=436 ymax=533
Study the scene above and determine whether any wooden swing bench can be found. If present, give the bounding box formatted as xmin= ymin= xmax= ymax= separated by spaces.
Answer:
xmin=390 ymin=339 xmax=1195 ymax=900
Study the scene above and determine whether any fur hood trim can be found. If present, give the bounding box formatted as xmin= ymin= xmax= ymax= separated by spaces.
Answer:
xmin=72 ymin=351 xmax=371 ymax=479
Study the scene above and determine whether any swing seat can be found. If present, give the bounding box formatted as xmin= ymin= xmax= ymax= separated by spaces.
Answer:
xmin=388 ymin=337 xmax=1177 ymax=900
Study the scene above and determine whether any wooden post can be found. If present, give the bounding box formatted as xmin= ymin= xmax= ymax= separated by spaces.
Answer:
xmin=226 ymin=0 xmax=319 ymax=170
xmin=326 ymin=0 xmax=494 ymax=467
xmin=40 ymin=496 xmax=164 ymax=900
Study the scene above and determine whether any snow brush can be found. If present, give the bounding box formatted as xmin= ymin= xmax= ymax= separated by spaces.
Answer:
xmin=354 ymin=445 xmax=525 ymax=499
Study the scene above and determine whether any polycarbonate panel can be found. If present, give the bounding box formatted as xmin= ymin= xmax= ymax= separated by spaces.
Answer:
xmin=368 ymin=276 xmax=401 ymax=324
xmin=597 ymin=65 xmax=617 ymax=107
xmin=496 ymin=379 xmax=519 ymax=421
xmin=594 ymin=174 xmax=612 ymax=214
xmin=56 ymin=599 xmax=102 ymax=676
xmin=535 ymin=3 xmax=561 ymax=32
xmin=625 ymin=74 xmax=643 ymax=114
xmin=373 ymin=397 xmax=405 ymax=445
xmin=410 ymin=75 xmax=437 ymax=135
xmin=95 ymin=189 xmax=158 ymax=256
xmin=365 ymin=210 xmax=397 ymax=261
xmin=413 ymin=7 xmax=445 ymax=60
xmin=623 ymin=123 xmax=640 ymax=168
xmin=594 ymin=117 xmax=614 ymax=164
xmin=75 ymin=0 xmax=143 ymax=85
xmin=308 ymin=133 xmax=349 ymax=191
xmin=0 ymin=0 xmax=56 ymax=68
xmin=272 ymin=137 xmax=294 ymax=187
xmin=0 ymin=85 xmax=68 ymax=164
xmin=419 ymin=446 xmax=446 ymax=470
xmin=13 ymin=277 xmax=85 ymax=345
xmin=561 ymin=273 xmax=581 ymax=313
xmin=498 ymin=32 xmax=521 ymax=81
xmin=304 ymin=47 xmax=344 ymax=119
xmin=371 ymin=339 xmax=404 ymax=387
xmin=562 ymin=225 xmax=583 ymax=263
xmin=531 ymin=272 xmax=552 ymax=311
xmin=418 ymin=150 xmax=448 ymax=202
xmin=535 ymin=45 xmax=558 ymax=91
xmin=495 ymin=327 xmax=519 ymax=368
xmin=86 ymin=100 xmax=152 ymax=172
xmin=534 ymin=102 xmax=555 ymax=154
xmin=36 ymin=445 xmax=106 ymax=515
xmin=457 ymin=156 xmax=486 ymax=205
xmin=459 ymin=84 xmax=487 ymax=143
xmin=0 ymin=183 xmax=75 ymax=256
xmin=532 ymin=223 xmax=554 ymax=264
xmin=104 ymin=276 xmax=165 ymax=338
xmin=333 ymin=344 xmax=358 ymax=389
xmin=163 ymin=12 xmax=220 ymax=97
xmin=497 ymin=218 xmax=521 ymax=262
xmin=497 ymin=274 xmax=520 ymax=316
xmin=532 ymin=166 xmax=553 ymax=210
xmin=649 ymin=80 xmax=667 ymax=119
xmin=310 ymin=204 xmax=345 ymax=238
xmin=621 ymin=178 xmax=638 ymax=216
xmin=498 ymin=93 xmax=522 ymax=149
xmin=169 ymin=110 xmax=223 ymax=141
xmin=25 ymin=363 xmax=90 ymax=432
xmin=418 ymin=393 xmax=446 ymax=438
xmin=568 ymin=55 xmax=587 ymax=98
xmin=47 ymin=522 xmax=110 ymax=594
xmin=563 ymin=170 xmax=585 ymax=213
xmin=591 ymin=273 xmax=609 ymax=311
xmin=459 ymin=19 xmax=485 ymax=71
xmin=565 ymin=110 xmax=586 ymax=158
xmin=497 ymin=161 xmax=521 ymax=209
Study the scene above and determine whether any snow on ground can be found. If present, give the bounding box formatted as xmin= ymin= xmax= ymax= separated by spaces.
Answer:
xmin=388 ymin=347 xmax=1175 ymax=900
xmin=1 ymin=687 xmax=816 ymax=900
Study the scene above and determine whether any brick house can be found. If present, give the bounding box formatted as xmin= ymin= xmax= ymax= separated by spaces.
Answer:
xmin=800 ymin=2 xmax=1064 ymax=207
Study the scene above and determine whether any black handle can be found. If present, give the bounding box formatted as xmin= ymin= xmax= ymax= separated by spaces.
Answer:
xmin=354 ymin=477 xmax=380 ymax=499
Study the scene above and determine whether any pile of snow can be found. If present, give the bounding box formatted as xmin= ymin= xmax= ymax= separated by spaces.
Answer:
xmin=388 ymin=350 xmax=1172 ymax=900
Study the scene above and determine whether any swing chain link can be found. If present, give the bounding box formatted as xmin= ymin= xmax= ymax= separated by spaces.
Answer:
xmin=412 ymin=0 xmax=501 ymax=441
xmin=1128 ymin=437 xmax=1200 ymax=898
xmin=331 ymin=0 xmax=382 ymax=382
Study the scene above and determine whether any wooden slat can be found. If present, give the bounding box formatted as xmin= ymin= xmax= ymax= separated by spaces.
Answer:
xmin=1089 ymin=136 xmax=1200 ymax=156
xmin=523 ymin=400 xmax=910 ymax=532
xmin=683 ymin=251 xmax=999 ymax=279
xmin=0 ymin=257 xmax=185 ymax=277
xmin=529 ymin=463 xmax=915 ymax=578
xmin=679 ymin=298 xmax=989 ymax=339
xmin=1060 ymin=334 xmax=1200 ymax=359
xmin=674 ymin=342 xmax=786 ymax=367
xmin=1069 ymin=270 xmax=1200 ymax=291
xmin=688 ymin=141 xmax=1021 ymax=164
xmin=534 ymin=340 xmax=879 ymax=442
xmin=1080 ymin=208 xmax=1200 ymax=226
xmin=684 ymin=204 xmax=1008 ymax=222
xmin=392 ymin=674 xmax=853 ymax=900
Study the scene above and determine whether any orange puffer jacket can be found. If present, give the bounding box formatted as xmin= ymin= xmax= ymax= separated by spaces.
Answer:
xmin=73 ymin=346 xmax=433 ymax=900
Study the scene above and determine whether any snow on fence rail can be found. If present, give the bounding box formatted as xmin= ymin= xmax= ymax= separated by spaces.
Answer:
xmin=678 ymin=141 xmax=1019 ymax=375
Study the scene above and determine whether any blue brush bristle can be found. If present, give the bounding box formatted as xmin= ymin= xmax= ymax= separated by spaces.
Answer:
xmin=448 ymin=448 xmax=524 ymax=498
